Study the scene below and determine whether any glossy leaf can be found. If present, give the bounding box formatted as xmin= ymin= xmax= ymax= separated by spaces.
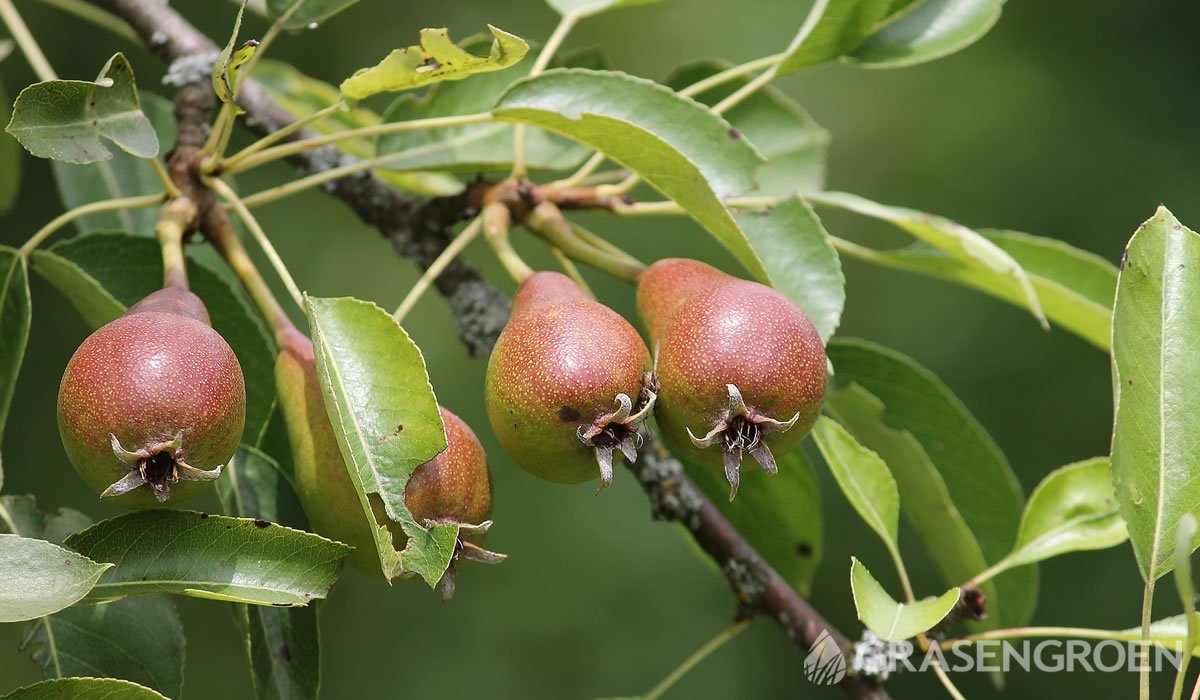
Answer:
xmin=5 ymin=53 xmax=158 ymax=163
xmin=306 ymin=296 xmax=453 ymax=585
xmin=213 ymin=2 xmax=253 ymax=106
xmin=495 ymin=69 xmax=769 ymax=281
xmin=809 ymin=191 xmax=1045 ymax=328
xmin=0 ymin=77 xmax=19 ymax=212
xmin=378 ymin=46 xmax=591 ymax=174
xmin=31 ymin=232 xmax=277 ymax=446
xmin=216 ymin=447 xmax=319 ymax=700
xmin=0 ymin=679 xmax=167 ymax=699
xmin=683 ymin=451 xmax=823 ymax=594
xmin=733 ymin=199 xmax=844 ymax=342
xmin=667 ymin=61 xmax=830 ymax=197
xmin=855 ymin=230 xmax=1116 ymax=350
xmin=340 ymin=25 xmax=528 ymax=99
xmin=824 ymin=338 xmax=1034 ymax=630
xmin=546 ymin=0 xmax=659 ymax=17
xmin=267 ymin=0 xmax=358 ymax=29
xmin=0 ymin=247 xmax=30 ymax=491
xmin=812 ymin=417 xmax=900 ymax=554
xmin=1111 ymin=206 xmax=1200 ymax=582
xmin=778 ymin=0 xmax=892 ymax=73
xmin=850 ymin=0 xmax=1004 ymax=68
xmin=0 ymin=534 xmax=111 ymax=622
xmin=992 ymin=458 xmax=1126 ymax=575
xmin=850 ymin=557 xmax=958 ymax=641
xmin=21 ymin=597 xmax=184 ymax=697
xmin=64 ymin=510 xmax=350 ymax=606
xmin=50 ymin=93 xmax=175 ymax=237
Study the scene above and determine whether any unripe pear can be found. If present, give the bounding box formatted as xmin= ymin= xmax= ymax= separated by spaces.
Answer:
xmin=638 ymin=259 xmax=827 ymax=499
xmin=485 ymin=272 xmax=654 ymax=490
xmin=278 ymin=328 xmax=498 ymax=590
xmin=57 ymin=285 xmax=246 ymax=508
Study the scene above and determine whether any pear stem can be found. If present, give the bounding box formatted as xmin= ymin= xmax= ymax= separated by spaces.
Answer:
xmin=523 ymin=202 xmax=645 ymax=283
xmin=203 ymin=202 xmax=297 ymax=342
xmin=482 ymin=201 xmax=533 ymax=285
xmin=548 ymin=245 xmax=594 ymax=298
xmin=393 ymin=216 xmax=484 ymax=323
xmin=155 ymin=198 xmax=196 ymax=290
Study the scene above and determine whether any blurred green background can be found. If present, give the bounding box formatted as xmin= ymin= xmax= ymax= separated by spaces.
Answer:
xmin=2 ymin=0 xmax=1199 ymax=697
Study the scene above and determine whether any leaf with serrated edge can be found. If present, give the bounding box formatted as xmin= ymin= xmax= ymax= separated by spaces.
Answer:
xmin=813 ymin=417 xmax=900 ymax=553
xmin=31 ymin=232 xmax=276 ymax=446
xmin=987 ymin=458 xmax=1126 ymax=576
xmin=267 ymin=0 xmax=358 ymax=29
xmin=340 ymin=25 xmax=528 ymax=99
xmin=825 ymin=339 xmax=1034 ymax=630
xmin=0 ymin=678 xmax=168 ymax=700
xmin=216 ymin=447 xmax=319 ymax=700
xmin=546 ymin=0 xmax=659 ymax=17
xmin=1111 ymin=206 xmax=1200 ymax=582
xmin=0 ymin=534 xmax=112 ymax=622
xmin=213 ymin=2 xmax=250 ymax=105
xmin=5 ymin=53 xmax=158 ymax=164
xmin=64 ymin=511 xmax=349 ymax=606
xmin=809 ymin=191 xmax=1045 ymax=328
xmin=21 ymin=596 xmax=184 ymax=697
xmin=51 ymin=92 xmax=175 ymax=237
xmin=0 ymin=247 xmax=30 ymax=491
xmin=849 ymin=0 xmax=1004 ymax=68
xmin=778 ymin=0 xmax=892 ymax=73
xmin=850 ymin=557 xmax=958 ymax=641
xmin=306 ymin=296 xmax=455 ymax=585
xmin=495 ymin=69 xmax=769 ymax=281
xmin=860 ymin=230 xmax=1116 ymax=350
xmin=682 ymin=450 xmax=822 ymax=594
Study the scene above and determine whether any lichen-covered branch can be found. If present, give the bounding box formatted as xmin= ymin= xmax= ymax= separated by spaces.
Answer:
xmin=95 ymin=0 xmax=509 ymax=355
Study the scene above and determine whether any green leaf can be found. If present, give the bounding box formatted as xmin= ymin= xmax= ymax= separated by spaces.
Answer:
xmin=0 ymin=247 xmax=30 ymax=491
xmin=30 ymin=232 xmax=277 ymax=446
xmin=732 ymin=199 xmax=844 ymax=342
xmin=849 ymin=0 xmax=1004 ymax=68
xmin=0 ymin=681 xmax=166 ymax=696
xmin=216 ymin=447 xmax=319 ymax=700
xmin=1176 ymin=514 xmax=1198 ymax=664
xmin=812 ymin=416 xmax=899 ymax=554
xmin=1111 ymin=206 xmax=1200 ymax=582
xmin=990 ymin=458 xmax=1127 ymax=575
xmin=65 ymin=510 xmax=350 ymax=606
xmin=267 ymin=0 xmax=358 ymax=29
xmin=306 ymin=296 xmax=454 ymax=585
xmin=546 ymin=0 xmax=659 ymax=17
xmin=213 ymin=2 xmax=254 ymax=106
xmin=0 ymin=77 xmax=20 ymax=212
xmin=808 ymin=191 xmax=1046 ymax=329
xmin=495 ymin=69 xmax=769 ymax=281
xmin=0 ymin=534 xmax=112 ymax=622
xmin=778 ymin=0 xmax=893 ymax=73
xmin=666 ymin=60 xmax=830 ymax=196
xmin=340 ymin=25 xmax=529 ymax=99
xmin=50 ymin=93 xmax=176 ymax=238
xmin=1116 ymin=615 xmax=1200 ymax=655
xmin=824 ymin=339 xmax=1034 ymax=630
xmin=853 ymin=230 xmax=1116 ymax=350
xmin=0 ymin=679 xmax=167 ymax=700
xmin=0 ymin=495 xmax=91 ymax=543
xmin=21 ymin=596 xmax=184 ymax=698
xmin=5 ymin=53 xmax=158 ymax=164
xmin=682 ymin=451 xmax=823 ymax=594
xmin=377 ymin=47 xmax=591 ymax=174
xmin=850 ymin=557 xmax=958 ymax=641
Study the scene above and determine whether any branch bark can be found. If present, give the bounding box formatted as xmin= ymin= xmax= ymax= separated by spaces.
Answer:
xmin=89 ymin=3 xmax=887 ymax=697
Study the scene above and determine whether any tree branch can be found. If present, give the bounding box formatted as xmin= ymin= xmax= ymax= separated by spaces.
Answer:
xmin=91 ymin=4 xmax=886 ymax=697
xmin=94 ymin=0 xmax=509 ymax=356
xmin=631 ymin=437 xmax=889 ymax=700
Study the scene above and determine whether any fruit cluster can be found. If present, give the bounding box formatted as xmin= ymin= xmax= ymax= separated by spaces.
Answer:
xmin=54 ymin=255 xmax=825 ymax=589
